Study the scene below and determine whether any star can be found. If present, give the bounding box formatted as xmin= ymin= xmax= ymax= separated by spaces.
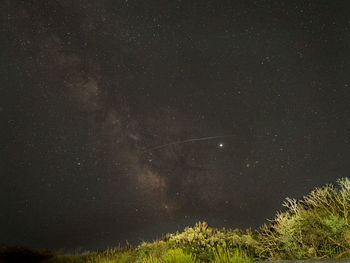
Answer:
xmin=219 ymin=143 xmax=224 ymax=148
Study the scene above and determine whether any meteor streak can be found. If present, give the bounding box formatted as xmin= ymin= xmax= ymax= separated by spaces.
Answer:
xmin=143 ymin=135 xmax=235 ymax=152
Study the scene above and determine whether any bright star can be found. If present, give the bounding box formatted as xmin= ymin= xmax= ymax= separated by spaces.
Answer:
xmin=219 ymin=143 xmax=223 ymax=148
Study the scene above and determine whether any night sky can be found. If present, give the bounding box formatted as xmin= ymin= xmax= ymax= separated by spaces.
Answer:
xmin=2 ymin=0 xmax=350 ymax=251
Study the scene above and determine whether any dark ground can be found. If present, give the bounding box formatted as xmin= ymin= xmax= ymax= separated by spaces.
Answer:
xmin=0 ymin=246 xmax=54 ymax=263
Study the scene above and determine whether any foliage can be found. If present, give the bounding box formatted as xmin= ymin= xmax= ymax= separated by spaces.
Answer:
xmin=167 ymin=221 xmax=225 ymax=261
xmin=256 ymin=177 xmax=350 ymax=260
xmin=134 ymin=240 xmax=169 ymax=263
xmin=167 ymin=221 xmax=258 ymax=261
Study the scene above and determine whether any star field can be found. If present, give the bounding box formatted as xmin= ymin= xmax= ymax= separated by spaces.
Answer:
xmin=1 ymin=0 xmax=350 ymax=250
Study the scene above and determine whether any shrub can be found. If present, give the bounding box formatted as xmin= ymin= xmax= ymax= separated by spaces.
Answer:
xmin=134 ymin=241 xmax=169 ymax=263
xmin=256 ymin=177 xmax=350 ymax=260
xmin=167 ymin=221 xmax=226 ymax=261
xmin=167 ymin=222 xmax=258 ymax=262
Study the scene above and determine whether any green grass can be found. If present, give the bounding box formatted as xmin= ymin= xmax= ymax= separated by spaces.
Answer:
xmin=4 ymin=177 xmax=350 ymax=263
xmin=43 ymin=248 xmax=132 ymax=263
xmin=211 ymin=247 xmax=254 ymax=263
xmin=86 ymin=250 xmax=130 ymax=263
xmin=141 ymin=248 xmax=197 ymax=263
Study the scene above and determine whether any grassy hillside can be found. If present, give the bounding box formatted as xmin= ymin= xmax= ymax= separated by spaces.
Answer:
xmin=2 ymin=177 xmax=350 ymax=263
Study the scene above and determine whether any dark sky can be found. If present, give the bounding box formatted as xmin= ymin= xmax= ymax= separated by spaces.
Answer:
xmin=2 ymin=0 xmax=350 ymax=251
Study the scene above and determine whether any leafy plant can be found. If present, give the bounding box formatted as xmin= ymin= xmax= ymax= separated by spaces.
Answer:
xmin=167 ymin=221 xmax=226 ymax=261
xmin=256 ymin=177 xmax=350 ymax=260
xmin=167 ymin=222 xmax=258 ymax=261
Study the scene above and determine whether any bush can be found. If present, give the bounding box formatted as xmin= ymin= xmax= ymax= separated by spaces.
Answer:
xmin=167 ymin=221 xmax=227 ymax=261
xmin=167 ymin=222 xmax=258 ymax=262
xmin=134 ymin=241 xmax=169 ymax=263
xmin=256 ymin=178 xmax=350 ymax=260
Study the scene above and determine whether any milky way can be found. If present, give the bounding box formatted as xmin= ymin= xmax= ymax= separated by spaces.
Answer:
xmin=2 ymin=1 xmax=350 ymax=250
